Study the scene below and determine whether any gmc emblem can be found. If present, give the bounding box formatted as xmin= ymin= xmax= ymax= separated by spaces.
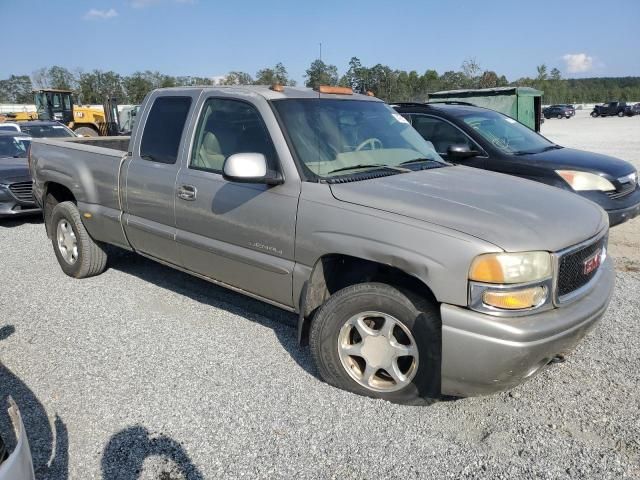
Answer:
xmin=583 ymin=249 xmax=602 ymax=275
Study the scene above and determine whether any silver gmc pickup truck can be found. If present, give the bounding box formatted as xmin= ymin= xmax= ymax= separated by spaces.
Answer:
xmin=30 ymin=86 xmax=614 ymax=404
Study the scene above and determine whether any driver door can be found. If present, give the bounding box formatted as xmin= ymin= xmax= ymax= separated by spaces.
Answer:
xmin=174 ymin=97 xmax=299 ymax=307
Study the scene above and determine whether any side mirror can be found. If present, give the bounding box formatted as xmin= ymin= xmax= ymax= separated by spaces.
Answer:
xmin=222 ymin=153 xmax=283 ymax=185
xmin=447 ymin=144 xmax=480 ymax=160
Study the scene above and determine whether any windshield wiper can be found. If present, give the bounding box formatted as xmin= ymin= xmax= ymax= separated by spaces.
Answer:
xmin=513 ymin=144 xmax=562 ymax=155
xmin=399 ymin=157 xmax=444 ymax=166
xmin=326 ymin=163 xmax=409 ymax=175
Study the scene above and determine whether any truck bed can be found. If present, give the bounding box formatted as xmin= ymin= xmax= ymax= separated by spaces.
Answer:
xmin=58 ymin=135 xmax=130 ymax=152
xmin=30 ymin=136 xmax=132 ymax=249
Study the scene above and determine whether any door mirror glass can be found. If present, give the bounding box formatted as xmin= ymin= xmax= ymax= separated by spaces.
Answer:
xmin=222 ymin=153 xmax=282 ymax=185
xmin=447 ymin=143 xmax=479 ymax=160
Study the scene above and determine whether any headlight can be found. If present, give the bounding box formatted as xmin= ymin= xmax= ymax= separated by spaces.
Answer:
xmin=469 ymin=251 xmax=552 ymax=284
xmin=556 ymin=170 xmax=615 ymax=192
xmin=469 ymin=251 xmax=553 ymax=315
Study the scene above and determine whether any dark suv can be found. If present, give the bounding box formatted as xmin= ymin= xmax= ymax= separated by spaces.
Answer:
xmin=591 ymin=101 xmax=627 ymax=117
xmin=543 ymin=105 xmax=573 ymax=119
xmin=393 ymin=102 xmax=640 ymax=226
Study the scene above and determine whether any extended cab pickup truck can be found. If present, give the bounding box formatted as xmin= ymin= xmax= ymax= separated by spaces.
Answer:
xmin=30 ymin=86 xmax=614 ymax=404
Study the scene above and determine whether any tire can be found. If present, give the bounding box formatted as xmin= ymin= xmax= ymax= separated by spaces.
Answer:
xmin=591 ymin=111 xmax=599 ymax=118
xmin=309 ymin=282 xmax=441 ymax=405
xmin=74 ymin=126 xmax=99 ymax=137
xmin=618 ymin=111 xmax=624 ymax=117
xmin=557 ymin=114 xmax=562 ymax=119
xmin=50 ymin=201 xmax=107 ymax=278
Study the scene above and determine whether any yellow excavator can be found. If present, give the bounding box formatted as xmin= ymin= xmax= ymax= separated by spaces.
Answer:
xmin=0 ymin=89 xmax=119 ymax=136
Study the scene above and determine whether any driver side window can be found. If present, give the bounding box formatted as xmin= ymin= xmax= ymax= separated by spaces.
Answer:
xmin=410 ymin=115 xmax=474 ymax=156
xmin=190 ymin=98 xmax=277 ymax=174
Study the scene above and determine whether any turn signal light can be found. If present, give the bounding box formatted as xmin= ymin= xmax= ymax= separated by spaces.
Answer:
xmin=483 ymin=286 xmax=547 ymax=310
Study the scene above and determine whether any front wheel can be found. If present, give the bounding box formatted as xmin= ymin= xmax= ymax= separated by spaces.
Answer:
xmin=618 ymin=111 xmax=625 ymax=117
xmin=309 ymin=283 xmax=441 ymax=405
xmin=557 ymin=114 xmax=563 ymax=119
xmin=591 ymin=111 xmax=599 ymax=117
xmin=50 ymin=201 xmax=108 ymax=278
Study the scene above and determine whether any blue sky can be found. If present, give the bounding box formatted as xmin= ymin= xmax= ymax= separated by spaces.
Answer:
xmin=2 ymin=0 xmax=639 ymax=84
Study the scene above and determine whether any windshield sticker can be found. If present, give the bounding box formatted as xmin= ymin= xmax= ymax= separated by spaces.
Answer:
xmin=392 ymin=113 xmax=410 ymax=124
xmin=504 ymin=117 xmax=517 ymax=124
xmin=53 ymin=126 xmax=65 ymax=129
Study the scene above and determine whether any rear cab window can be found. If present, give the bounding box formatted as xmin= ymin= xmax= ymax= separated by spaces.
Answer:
xmin=140 ymin=96 xmax=192 ymax=164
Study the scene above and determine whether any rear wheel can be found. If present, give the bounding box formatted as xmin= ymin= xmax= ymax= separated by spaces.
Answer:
xmin=618 ymin=111 xmax=625 ymax=117
xmin=74 ymin=126 xmax=99 ymax=137
xmin=50 ymin=201 xmax=107 ymax=278
xmin=309 ymin=282 xmax=441 ymax=405
xmin=557 ymin=114 xmax=563 ymax=119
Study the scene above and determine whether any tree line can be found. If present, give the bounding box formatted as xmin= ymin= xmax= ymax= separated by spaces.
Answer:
xmin=1 ymin=58 xmax=639 ymax=106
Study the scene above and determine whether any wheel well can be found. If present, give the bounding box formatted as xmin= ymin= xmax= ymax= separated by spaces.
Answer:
xmin=298 ymin=254 xmax=437 ymax=344
xmin=44 ymin=183 xmax=76 ymax=236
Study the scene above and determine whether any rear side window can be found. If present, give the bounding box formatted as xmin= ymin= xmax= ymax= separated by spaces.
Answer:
xmin=140 ymin=96 xmax=192 ymax=164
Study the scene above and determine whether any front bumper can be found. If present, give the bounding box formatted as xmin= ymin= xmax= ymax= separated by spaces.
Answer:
xmin=0 ymin=186 xmax=40 ymax=218
xmin=440 ymin=257 xmax=614 ymax=397
xmin=607 ymin=201 xmax=640 ymax=227
xmin=578 ymin=187 xmax=640 ymax=227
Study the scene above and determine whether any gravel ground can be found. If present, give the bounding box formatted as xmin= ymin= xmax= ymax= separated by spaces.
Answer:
xmin=542 ymin=110 xmax=640 ymax=271
xmin=1 ymin=218 xmax=639 ymax=479
xmin=1 ymin=111 xmax=640 ymax=479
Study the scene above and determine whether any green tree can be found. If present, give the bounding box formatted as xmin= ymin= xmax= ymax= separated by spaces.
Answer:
xmin=339 ymin=57 xmax=367 ymax=92
xmin=0 ymin=75 xmax=33 ymax=103
xmin=219 ymin=71 xmax=254 ymax=85
xmin=254 ymin=63 xmax=294 ymax=86
xmin=304 ymin=59 xmax=338 ymax=89
xmin=536 ymin=64 xmax=548 ymax=81
xmin=78 ymin=70 xmax=124 ymax=104
xmin=123 ymin=72 xmax=155 ymax=103
xmin=479 ymin=71 xmax=499 ymax=88
xmin=48 ymin=66 xmax=77 ymax=90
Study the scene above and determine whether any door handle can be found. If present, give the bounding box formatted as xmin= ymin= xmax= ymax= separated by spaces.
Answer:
xmin=177 ymin=185 xmax=197 ymax=201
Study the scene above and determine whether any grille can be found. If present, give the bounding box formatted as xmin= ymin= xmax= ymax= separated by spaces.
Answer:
xmin=606 ymin=182 xmax=637 ymax=199
xmin=557 ymin=236 xmax=606 ymax=298
xmin=8 ymin=181 xmax=34 ymax=202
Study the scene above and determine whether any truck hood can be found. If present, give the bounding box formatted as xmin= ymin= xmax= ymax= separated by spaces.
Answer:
xmin=0 ymin=158 xmax=30 ymax=184
xmin=329 ymin=166 xmax=607 ymax=252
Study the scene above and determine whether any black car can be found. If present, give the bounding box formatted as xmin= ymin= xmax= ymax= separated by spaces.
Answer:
xmin=543 ymin=105 xmax=573 ymax=119
xmin=14 ymin=120 xmax=77 ymax=138
xmin=591 ymin=101 xmax=627 ymax=117
xmin=393 ymin=102 xmax=640 ymax=227
xmin=0 ymin=132 xmax=39 ymax=218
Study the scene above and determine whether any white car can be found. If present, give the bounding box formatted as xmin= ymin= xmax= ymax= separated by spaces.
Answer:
xmin=0 ymin=123 xmax=21 ymax=133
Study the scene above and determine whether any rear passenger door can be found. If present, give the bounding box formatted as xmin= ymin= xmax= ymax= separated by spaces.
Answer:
xmin=174 ymin=96 xmax=299 ymax=307
xmin=123 ymin=94 xmax=197 ymax=265
xmin=409 ymin=114 xmax=486 ymax=168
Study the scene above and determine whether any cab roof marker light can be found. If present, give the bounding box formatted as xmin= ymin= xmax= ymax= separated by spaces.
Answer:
xmin=316 ymin=86 xmax=353 ymax=95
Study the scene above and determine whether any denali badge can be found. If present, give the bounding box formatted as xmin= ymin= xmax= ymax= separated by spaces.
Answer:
xmin=583 ymin=249 xmax=602 ymax=275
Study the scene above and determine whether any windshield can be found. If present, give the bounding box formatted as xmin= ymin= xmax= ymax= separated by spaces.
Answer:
xmin=0 ymin=136 xmax=30 ymax=158
xmin=20 ymin=124 xmax=75 ymax=138
xmin=460 ymin=110 xmax=554 ymax=155
xmin=273 ymin=99 xmax=444 ymax=178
